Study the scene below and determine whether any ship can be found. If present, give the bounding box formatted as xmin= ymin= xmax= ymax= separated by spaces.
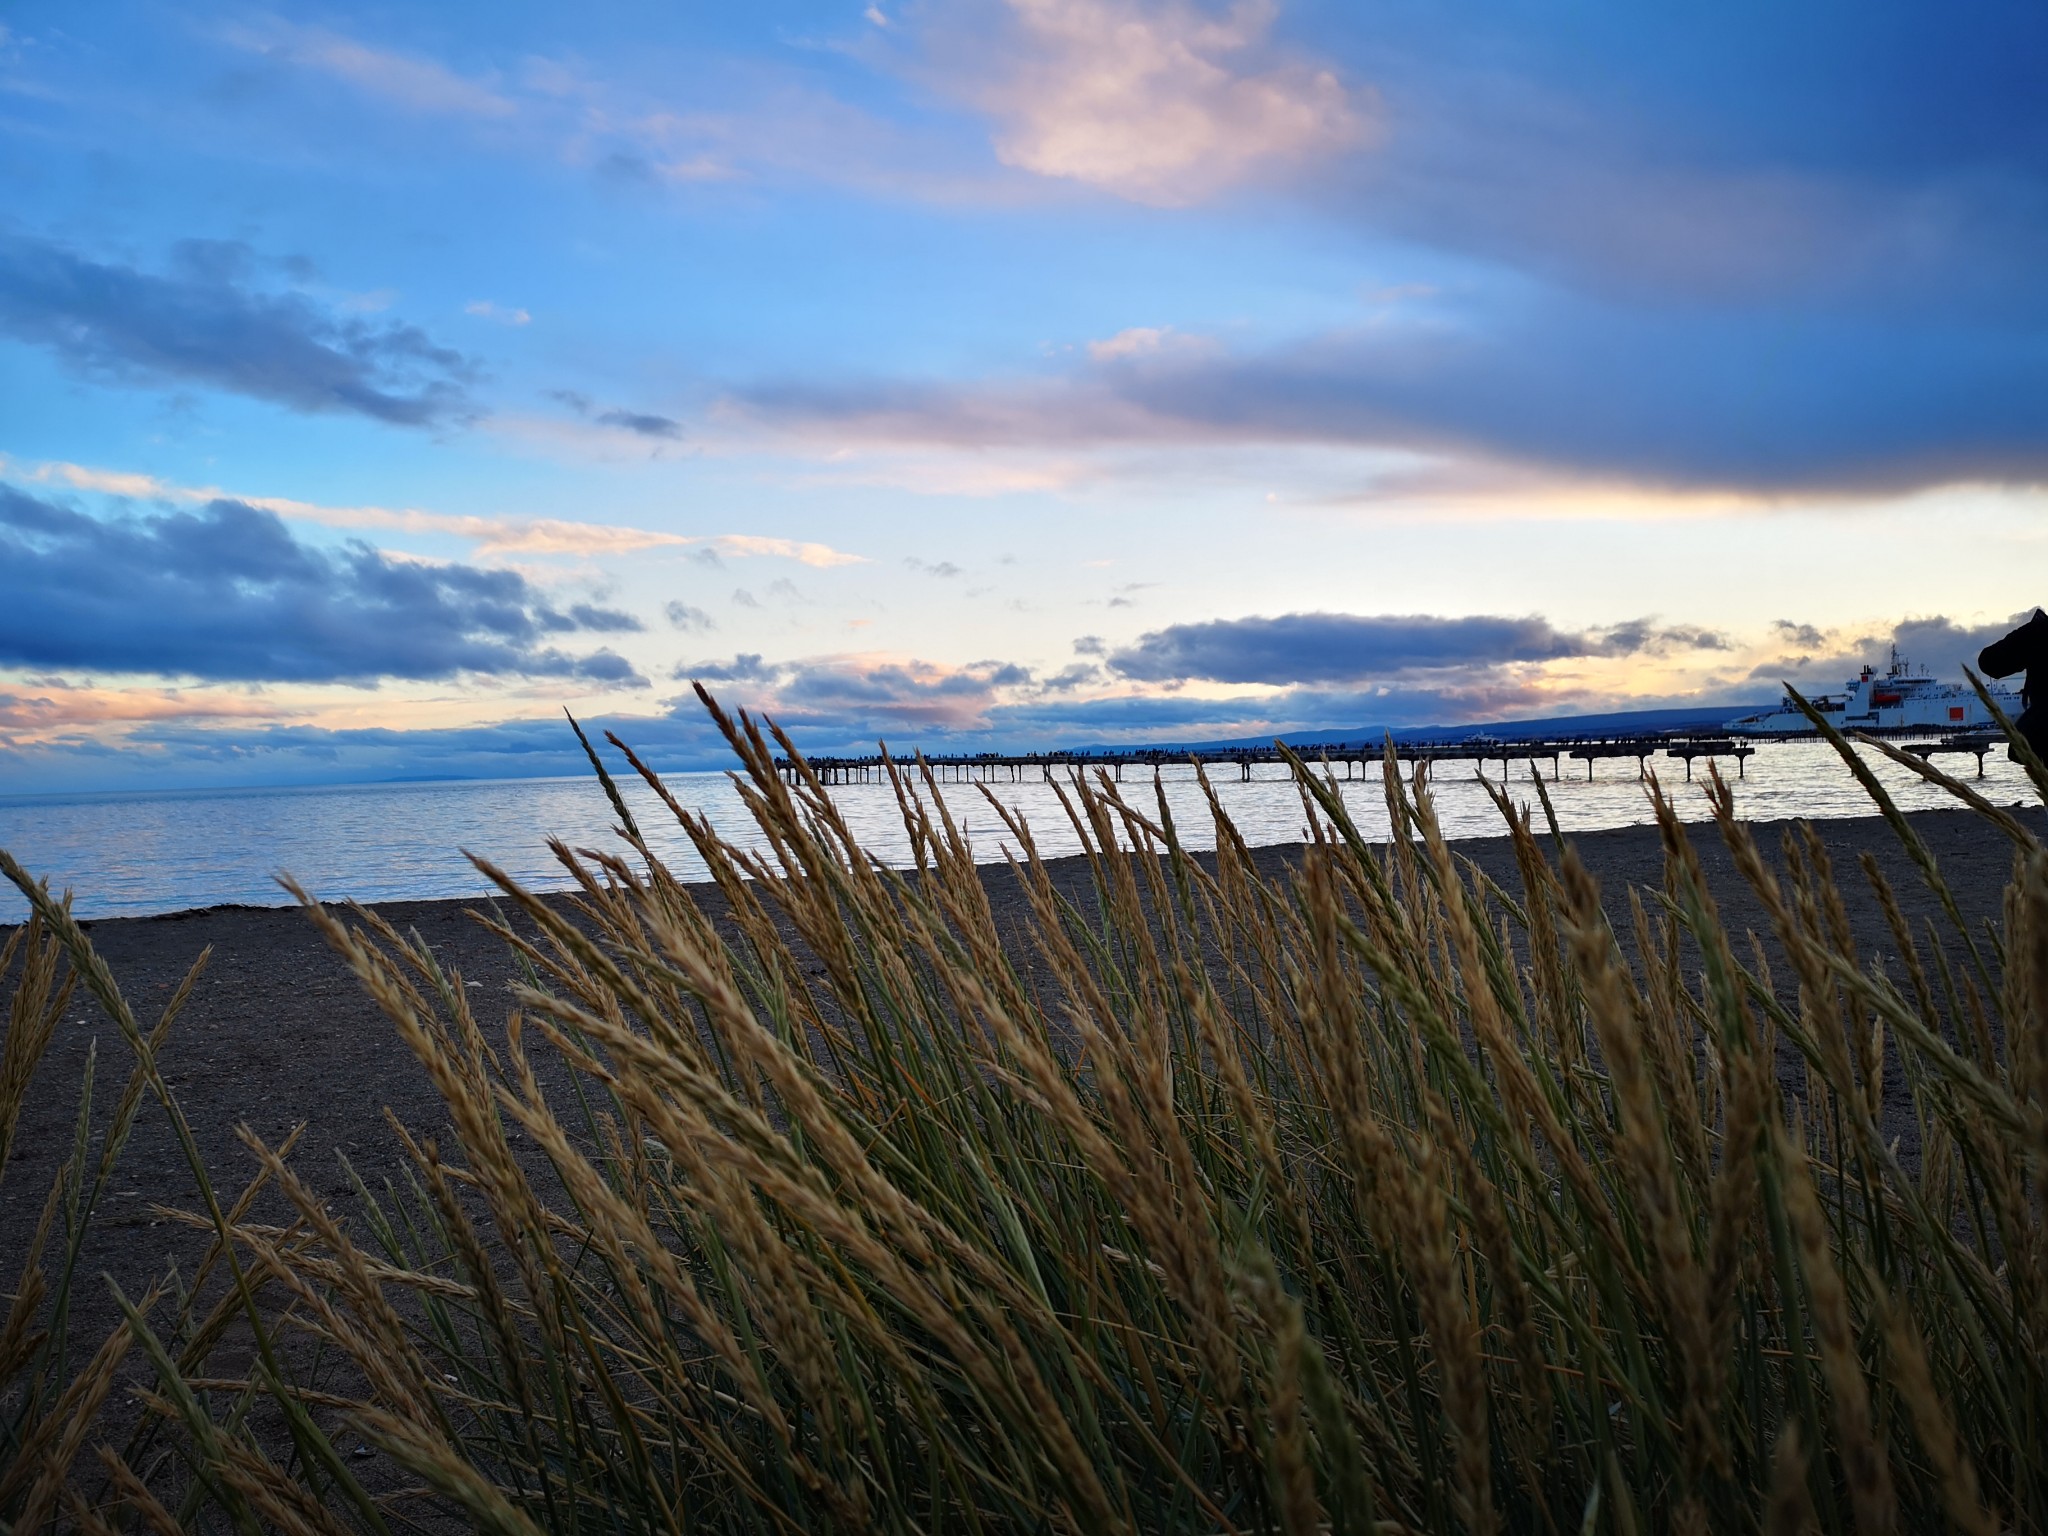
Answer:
xmin=1726 ymin=647 xmax=2022 ymax=736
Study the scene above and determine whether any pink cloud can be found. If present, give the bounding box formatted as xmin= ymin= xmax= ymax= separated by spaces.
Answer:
xmin=947 ymin=0 xmax=1371 ymax=205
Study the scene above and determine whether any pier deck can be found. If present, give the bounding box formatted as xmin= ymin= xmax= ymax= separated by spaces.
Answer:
xmin=774 ymin=728 xmax=2009 ymax=787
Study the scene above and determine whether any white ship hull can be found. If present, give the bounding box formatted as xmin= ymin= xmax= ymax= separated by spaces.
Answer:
xmin=1727 ymin=699 xmax=1847 ymax=735
xmin=1727 ymin=649 xmax=2021 ymax=736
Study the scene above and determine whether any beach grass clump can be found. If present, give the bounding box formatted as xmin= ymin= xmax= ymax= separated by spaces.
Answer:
xmin=6 ymin=685 xmax=2048 ymax=1533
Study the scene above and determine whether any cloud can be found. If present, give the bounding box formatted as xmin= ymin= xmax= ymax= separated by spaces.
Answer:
xmin=222 ymin=14 xmax=1016 ymax=208
xmin=0 ymin=486 xmax=647 ymax=685
xmin=0 ymin=682 xmax=289 ymax=734
xmin=767 ymin=656 xmax=1005 ymax=730
xmin=656 ymin=648 xmax=1551 ymax=749
xmin=707 ymin=534 xmax=867 ymax=568
xmin=251 ymin=503 xmax=687 ymax=558
xmin=1108 ymin=611 xmax=1724 ymax=686
xmin=7 ymin=458 xmax=694 ymax=558
xmin=732 ymin=588 xmax=761 ymax=608
xmin=1773 ymin=619 xmax=1826 ymax=651
xmin=1595 ymin=620 xmax=1732 ymax=656
xmin=1088 ymin=326 xmax=1169 ymax=360
xmin=935 ymin=0 xmax=1369 ymax=205
xmin=736 ymin=286 xmax=2048 ymax=494
xmin=1748 ymin=611 xmax=2042 ymax=687
xmin=660 ymin=651 xmax=1031 ymax=733
xmin=570 ymin=60 xmax=1038 ymax=205
xmin=226 ymin=22 xmax=516 ymax=118
xmin=905 ymin=556 xmax=965 ymax=577
xmin=1315 ymin=7 xmax=2048 ymax=307
xmin=663 ymin=601 xmax=716 ymax=632
xmin=223 ymin=11 xmax=1340 ymax=217
xmin=1085 ymin=324 xmax=1213 ymax=361
xmin=595 ymin=407 xmax=683 ymax=440
xmin=11 ymin=460 xmax=167 ymax=498
xmin=550 ymin=388 xmax=684 ymax=440
xmin=5 ymin=457 xmax=869 ymax=567
xmin=0 ymin=233 xmax=479 ymax=426
xmin=675 ymin=652 xmax=774 ymax=683
xmin=557 ymin=602 xmax=641 ymax=633
xmin=1073 ymin=634 xmax=1107 ymax=655
xmin=465 ymin=300 xmax=531 ymax=325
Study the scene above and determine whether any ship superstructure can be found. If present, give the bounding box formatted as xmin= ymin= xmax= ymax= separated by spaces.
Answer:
xmin=1727 ymin=647 xmax=2022 ymax=735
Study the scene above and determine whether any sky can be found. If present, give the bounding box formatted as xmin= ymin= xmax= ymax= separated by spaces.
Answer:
xmin=2 ymin=0 xmax=2046 ymax=792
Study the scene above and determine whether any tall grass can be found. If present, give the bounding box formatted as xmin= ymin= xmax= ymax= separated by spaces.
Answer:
xmin=4 ymin=686 xmax=2047 ymax=1533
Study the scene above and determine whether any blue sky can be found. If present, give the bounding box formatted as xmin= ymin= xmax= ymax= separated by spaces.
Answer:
xmin=2 ymin=0 xmax=2045 ymax=791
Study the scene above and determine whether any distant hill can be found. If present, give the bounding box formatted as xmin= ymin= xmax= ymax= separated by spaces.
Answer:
xmin=1092 ymin=703 xmax=1773 ymax=755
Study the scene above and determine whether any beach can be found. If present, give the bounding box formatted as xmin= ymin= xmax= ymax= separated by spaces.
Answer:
xmin=4 ymin=802 xmax=2037 ymax=1349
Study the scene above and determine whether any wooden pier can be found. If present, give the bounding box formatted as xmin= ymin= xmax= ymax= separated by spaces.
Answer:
xmin=773 ymin=726 xmax=2010 ymax=788
xmin=1904 ymin=733 xmax=2002 ymax=775
xmin=778 ymin=733 xmax=1767 ymax=786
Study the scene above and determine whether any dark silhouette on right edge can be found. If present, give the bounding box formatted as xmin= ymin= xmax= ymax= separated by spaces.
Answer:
xmin=1977 ymin=608 xmax=2048 ymax=762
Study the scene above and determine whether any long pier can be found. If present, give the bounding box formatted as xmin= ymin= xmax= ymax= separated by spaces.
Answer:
xmin=776 ymin=728 xmax=2006 ymax=787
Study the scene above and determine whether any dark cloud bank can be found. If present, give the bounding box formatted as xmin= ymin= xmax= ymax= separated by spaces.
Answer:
xmin=1108 ymin=612 xmax=1727 ymax=686
xmin=0 ymin=233 xmax=475 ymax=425
xmin=744 ymin=294 xmax=2048 ymax=496
xmin=1324 ymin=3 xmax=2048 ymax=307
xmin=0 ymin=486 xmax=644 ymax=684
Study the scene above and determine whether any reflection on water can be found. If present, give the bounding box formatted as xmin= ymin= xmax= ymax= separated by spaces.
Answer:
xmin=0 ymin=741 xmax=2034 ymax=921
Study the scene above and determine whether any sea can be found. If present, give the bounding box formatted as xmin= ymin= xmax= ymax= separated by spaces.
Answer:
xmin=0 ymin=740 xmax=2034 ymax=922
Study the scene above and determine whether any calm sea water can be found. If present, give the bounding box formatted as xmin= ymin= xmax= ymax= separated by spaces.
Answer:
xmin=0 ymin=741 xmax=2034 ymax=921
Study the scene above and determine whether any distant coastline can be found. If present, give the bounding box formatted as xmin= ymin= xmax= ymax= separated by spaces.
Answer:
xmin=1144 ymin=703 xmax=1779 ymax=754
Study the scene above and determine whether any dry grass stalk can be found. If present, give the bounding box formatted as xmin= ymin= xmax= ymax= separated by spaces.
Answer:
xmin=94 ymin=1447 xmax=185 ymax=1536
xmin=1778 ymin=1126 xmax=1895 ymax=1536
xmin=1879 ymin=1298 xmax=1997 ymax=1536
xmin=3 ymin=1311 xmax=135 ymax=1532
xmin=0 ymin=912 xmax=71 ymax=1175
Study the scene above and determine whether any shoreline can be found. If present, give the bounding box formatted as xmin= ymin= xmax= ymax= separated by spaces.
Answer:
xmin=50 ymin=794 xmax=2044 ymax=930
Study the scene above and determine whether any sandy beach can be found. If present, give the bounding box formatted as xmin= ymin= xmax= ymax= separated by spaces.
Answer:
xmin=4 ymin=803 xmax=2038 ymax=1348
